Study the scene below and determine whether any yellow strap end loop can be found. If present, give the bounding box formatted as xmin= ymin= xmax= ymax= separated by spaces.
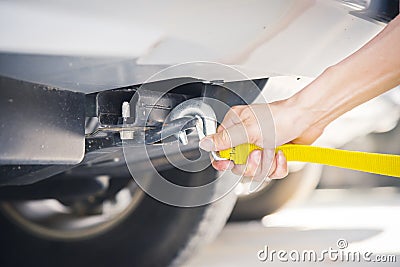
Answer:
xmin=218 ymin=143 xmax=262 ymax=165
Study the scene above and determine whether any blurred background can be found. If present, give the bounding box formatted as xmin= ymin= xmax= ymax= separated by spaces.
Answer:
xmin=1 ymin=1 xmax=399 ymax=266
xmin=188 ymin=121 xmax=400 ymax=266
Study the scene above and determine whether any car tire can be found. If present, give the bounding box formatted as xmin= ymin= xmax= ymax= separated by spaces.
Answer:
xmin=0 ymin=166 xmax=237 ymax=267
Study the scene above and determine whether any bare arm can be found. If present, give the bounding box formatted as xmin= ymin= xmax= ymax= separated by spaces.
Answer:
xmin=200 ymin=15 xmax=400 ymax=180
xmin=283 ymin=14 xmax=400 ymax=145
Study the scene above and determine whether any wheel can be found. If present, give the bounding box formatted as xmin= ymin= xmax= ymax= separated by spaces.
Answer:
xmin=0 ymin=166 xmax=237 ymax=267
xmin=230 ymin=164 xmax=322 ymax=221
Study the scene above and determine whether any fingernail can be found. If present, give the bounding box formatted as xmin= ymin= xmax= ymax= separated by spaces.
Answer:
xmin=199 ymin=137 xmax=214 ymax=151
xmin=276 ymin=150 xmax=288 ymax=178
xmin=278 ymin=150 xmax=285 ymax=164
xmin=251 ymin=150 xmax=262 ymax=165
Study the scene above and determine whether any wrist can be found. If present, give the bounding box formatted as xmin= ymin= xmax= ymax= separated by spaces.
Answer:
xmin=281 ymin=96 xmax=319 ymax=135
xmin=269 ymin=97 xmax=317 ymax=145
xmin=288 ymin=65 xmax=342 ymax=131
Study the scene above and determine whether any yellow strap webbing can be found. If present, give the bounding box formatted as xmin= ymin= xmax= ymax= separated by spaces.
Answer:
xmin=218 ymin=143 xmax=400 ymax=177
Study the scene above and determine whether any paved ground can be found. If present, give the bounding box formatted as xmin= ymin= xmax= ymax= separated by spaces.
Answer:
xmin=186 ymin=187 xmax=400 ymax=266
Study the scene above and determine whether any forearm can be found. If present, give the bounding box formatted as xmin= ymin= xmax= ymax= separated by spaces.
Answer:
xmin=206 ymin=15 xmax=400 ymax=179
xmin=289 ymin=15 xmax=400 ymax=133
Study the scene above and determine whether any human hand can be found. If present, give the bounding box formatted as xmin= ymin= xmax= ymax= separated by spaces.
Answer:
xmin=199 ymin=100 xmax=325 ymax=181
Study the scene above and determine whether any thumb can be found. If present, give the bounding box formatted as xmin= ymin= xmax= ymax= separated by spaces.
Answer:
xmin=199 ymin=124 xmax=250 ymax=151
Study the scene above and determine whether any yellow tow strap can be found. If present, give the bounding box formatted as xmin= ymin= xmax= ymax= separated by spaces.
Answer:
xmin=217 ymin=143 xmax=400 ymax=177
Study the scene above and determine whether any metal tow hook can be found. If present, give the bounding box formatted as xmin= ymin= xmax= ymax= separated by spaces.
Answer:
xmin=165 ymin=99 xmax=218 ymax=145
xmin=194 ymin=115 xmax=227 ymax=161
xmin=165 ymin=99 xmax=228 ymax=161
